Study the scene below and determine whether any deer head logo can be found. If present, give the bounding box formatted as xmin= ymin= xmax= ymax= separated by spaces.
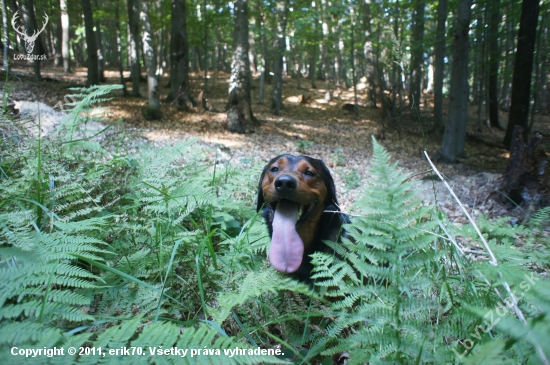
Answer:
xmin=11 ymin=11 xmax=48 ymax=55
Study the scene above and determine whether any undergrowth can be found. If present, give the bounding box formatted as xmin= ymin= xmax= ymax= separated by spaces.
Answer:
xmin=0 ymin=87 xmax=549 ymax=364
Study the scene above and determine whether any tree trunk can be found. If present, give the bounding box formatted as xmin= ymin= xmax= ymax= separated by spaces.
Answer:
xmin=20 ymin=0 xmax=43 ymax=81
xmin=272 ymin=0 xmax=288 ymax=115
xmin=82 ymin=0 xmax=99 ymax=86
xmin=433 ymin=0 xmax=447 ymax=129
xmin=140 ymin=0 xmax=160 ymax=119
xmin=440 ymin=0 xmax=472 ymax=162
xmin=320 ymin=0 xmax=331 ymax=100
xmin=94 ymin=0 xmax=105 ymax=82
xmin=114 ymin=0 xmax=127 ymax=95
xmin=166 ymin=0 xmax=192 ymax=108
xmin=409 ymin=0 xmax=425 ymax=109
xmin=257 ymin=1 xmax=266 ymax=104
xmin=350 ymin=6 xmax=359 ymax=116
xmin=503 ymin=0 xmax=540 ymax=148
xmin=127 ymin=0 xmax=140 ymax=96
xmin=203 ymin=0 xmax=209 ymax=92
xmin=60 ymin=0 xmax=70 ymax=73
xmin=309 ymin=40 xmax=317 ymax=89
xmin=2 ymin=0 xmax=8 ymax=70
xmin=488 ymin=0 xmax=501 ymax=129
xmin=227 ymin=0 xmax=257 ymax=133
xmin=500 ymin=18 xmax=514 ymax=110
xmin=362 ymin=0 xmax=376 ymax=106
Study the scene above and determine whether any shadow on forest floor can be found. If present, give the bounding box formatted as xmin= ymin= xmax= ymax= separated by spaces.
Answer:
xmin=4 ymin=60 xmax=550 ymax=220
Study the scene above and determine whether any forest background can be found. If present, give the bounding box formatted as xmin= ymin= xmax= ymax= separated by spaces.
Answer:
xmin=1 ymin=0 xmax=550 ymax=364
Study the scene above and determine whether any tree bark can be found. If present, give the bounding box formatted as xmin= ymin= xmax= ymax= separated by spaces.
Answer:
xmin=1 ymin=0 xmax=8 ymax=70
xmin=362 ymin=0 xmax=376 ymax=106
xmin=487 ymin=0 xmax=501 ymax=129
xmin=433 ymin=0 xmax=447 ymax=129
xmin=166 ymin=0 xmax=192 ymax=108
xmin=257 ymin=1 xmax=267 ymax=104
xmin=440 ymin=0 xmax=472 ymax=162
xmin=115 ymin=0 xmax=127 ymax=95
xmin=94 ymin=0 xmax=105 ymax=82
xmin=127 ymin=0 xmax=141 ymax=96
xmin=409 ymin=0 xmax=425 ymax=109
xmin=320 ymin=0 xmax=331 ymax=100
xmin=272 ymin=0 xmax=289 ymax=115
xmin=227 ymin=0 xmax=257 ymax=133
xmin=503 ymin=0 xmax=540 ymax=148
xmin=82 ymin=0 xmax=99 ymax=86
xmin=60 ymin=0 xmax=70 ymax=73
xmin=140 ymin=0 xmax=160 ymax=119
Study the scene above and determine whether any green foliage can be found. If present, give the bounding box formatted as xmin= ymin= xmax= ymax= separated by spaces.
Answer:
xmin=330 ymin=148 xmax=346 ymax=166
xmin=0 ymin=85 xmax=281 ymax=364
xmin=295 ymin=139 xmax=314 ymax=153
xmin=303 ymin=137 xmax=550 ymax=364
xmin=1 ymin=92 xmax=549 ymax=365
xmin=342 ymin=168 xmax=361 ymax=189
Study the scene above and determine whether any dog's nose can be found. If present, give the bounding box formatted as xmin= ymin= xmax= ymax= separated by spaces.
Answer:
xmin=274 ymin=175 xmax=297 ymax=194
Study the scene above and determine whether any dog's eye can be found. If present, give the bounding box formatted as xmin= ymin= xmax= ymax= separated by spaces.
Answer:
xmin=270 ymin=167 xmax=279 ymax=173
xmin=304 ymin=170 xmax=315 ymax=177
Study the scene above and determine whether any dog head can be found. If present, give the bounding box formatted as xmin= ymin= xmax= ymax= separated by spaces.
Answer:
xmin=257 ymin=154 xmax=340 ymax=274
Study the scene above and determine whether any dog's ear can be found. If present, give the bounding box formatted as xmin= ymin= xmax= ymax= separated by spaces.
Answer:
xmin=317 ymin=159 xmax=339 ymax=209
xmin=256 ymin=163 xmax=269 ymax=212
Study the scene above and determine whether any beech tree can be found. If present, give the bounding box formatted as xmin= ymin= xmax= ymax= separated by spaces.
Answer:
xmin=227 ymin=0 xmax=257 ymax=133
xmin=127 ymin=0 xmax=141 ymax=96
xmin=82 ymin=0 xmax=99 ymax=86
xmin=60 ymin=0 xmax=70 ymax=73
xmin=166 ymin=0 xmax=193 ymax=109
xmin=504 ymin=0 xmax=540 ymax=148
xmin=272 ymin=0 xmax=289 ymax=115
xmin=433 ymin=0 xmax=447 ymax=129
xmin=140 ymin=0 xmax=160 ymax=119
xmin=440 ymin=0 xmax=472 ymax=163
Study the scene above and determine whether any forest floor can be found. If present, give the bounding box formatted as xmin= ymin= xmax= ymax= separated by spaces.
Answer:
xmin=5 ymin=61 xmax=550 ymax=224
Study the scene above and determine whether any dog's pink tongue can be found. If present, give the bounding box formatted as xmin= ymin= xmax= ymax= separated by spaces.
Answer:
xmin=269 ymin=201 xmax=304 ymax=273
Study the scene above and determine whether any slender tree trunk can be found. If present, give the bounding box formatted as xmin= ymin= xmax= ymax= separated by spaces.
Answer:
xmin=94 ymin=0 xmax=105 ymax=82
xmin=272 ymin=0 xmax=288 ymax=115
xmin=475 ymin=10 xmax=485 ymax=129
xmin=60 ymin=0 xmax=70 ymax=73
xmin=410 ymin=0 xmax=425 ymax=108
xmin=350 ymin=6 xmax=359 ymax=116
xmin=488 ymin=0 xmax=501 ymax=129
xmin=82 ymin=0 xmax=99 ymax=86
xmin=227 ymin=0 xmax=257 ymax=132
xmin=21 ymin=0 xmax=43 ymax=81
xmin=140 ymin=0 xmax=160 ymax=118
xmin=53 ymin=13 xmax=62 ymax=67
xmin=115 ymin=0 xmax=127 ymax=95
xmin=504 ymin=0 xmax=540 ymax=148
xmin=258 ymin=1 xmax=266 ymax=104
xmin=433 ymin=0 xmax=447 ymax=129
xmin=166 ymin=0 xmax=192 ymax=108
xmin=500 ymin=18 xmax=514 ymax=110
xmin=127 ymin=0 xmax=140 ymax=96
xmin=1 ymin=0 xmax=8 ymax=70
xmin=320 ymin=0 xmax=331 ymax=100
xmin=440 ymin=0 xmax=472 ymax=162
xmin=203 ymin=0 xmax=209 ymax=92
xmin=338 ymin=17 xmax=349 ymax=87
xmin=309 ymin=34 xmax=317 ymax=88
xmin=362 ymin=0 xmax=376 ymax=106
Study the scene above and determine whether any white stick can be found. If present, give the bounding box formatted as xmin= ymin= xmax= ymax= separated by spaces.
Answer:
xmin=423 ymin=151 xmax=498 ymax=266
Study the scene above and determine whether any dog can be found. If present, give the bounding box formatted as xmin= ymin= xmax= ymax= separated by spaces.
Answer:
xmin=257 ymin=154 xmax=349 ymax=282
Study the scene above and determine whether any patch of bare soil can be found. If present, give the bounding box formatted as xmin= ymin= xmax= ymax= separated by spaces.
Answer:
xmin=4 ymin=63 xmax=550 ymax=222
